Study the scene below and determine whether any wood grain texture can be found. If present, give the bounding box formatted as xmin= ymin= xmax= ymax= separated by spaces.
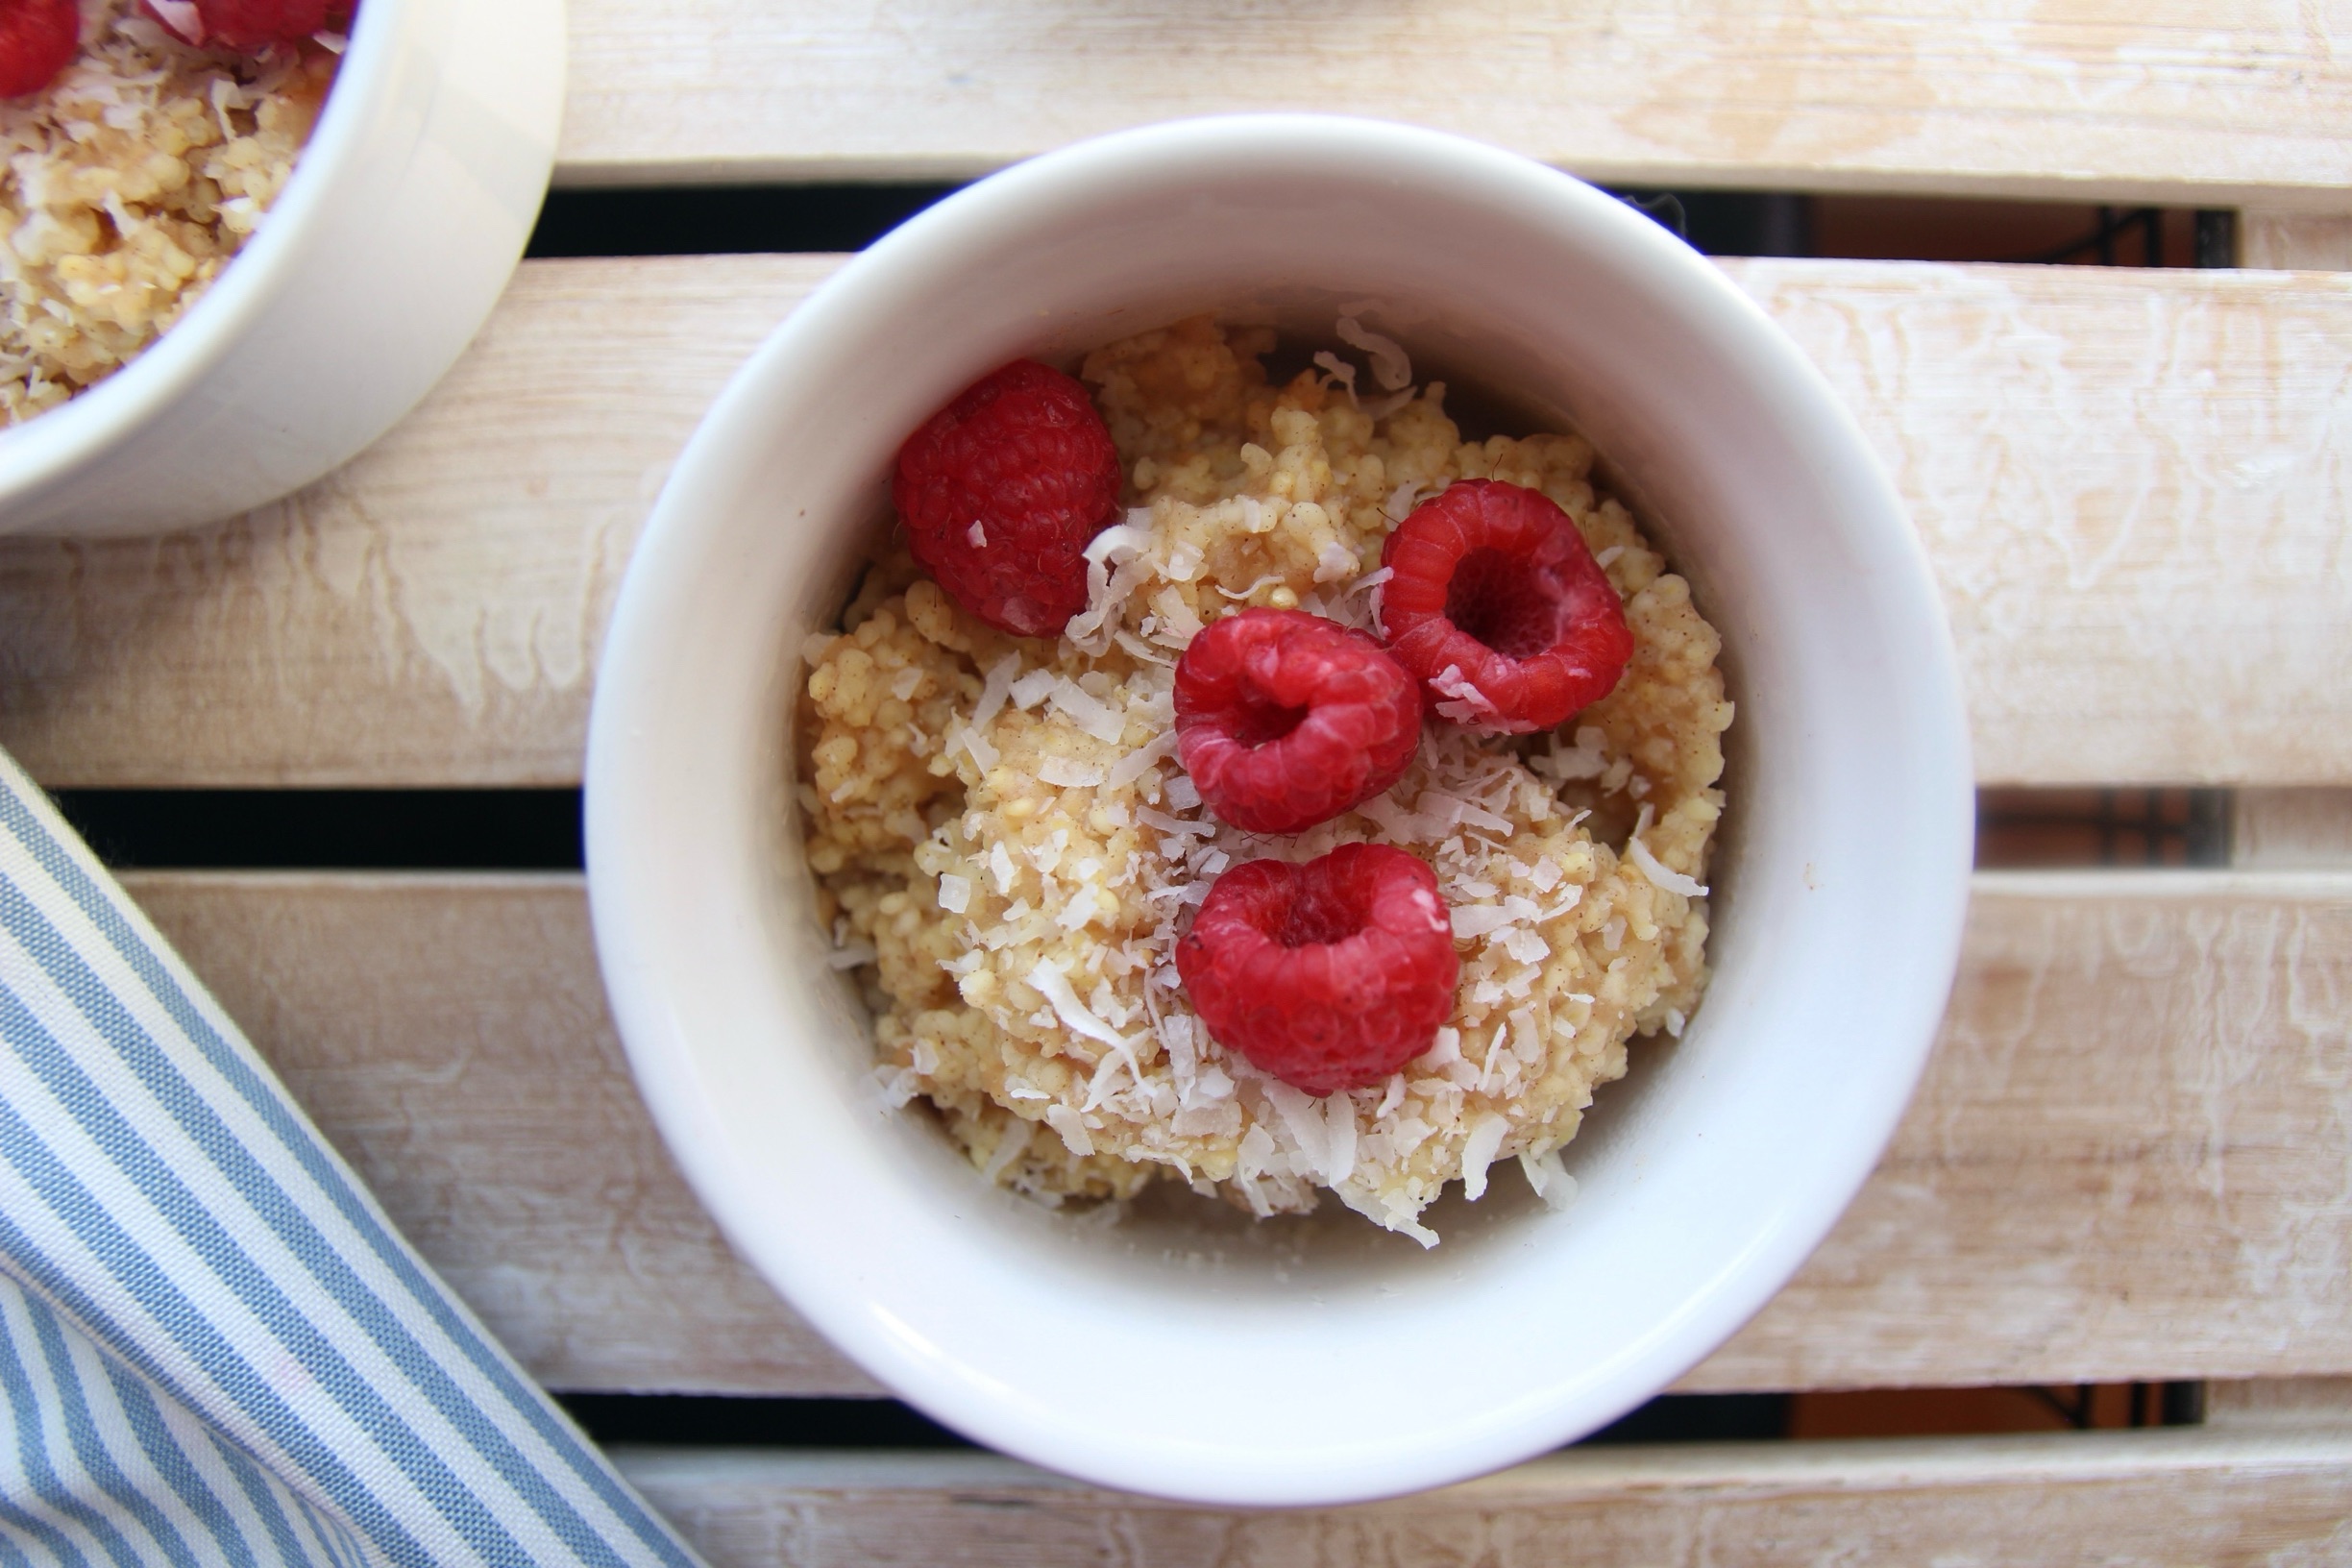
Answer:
xmin=3 ymin=257 xmax=2348 ymax=789
xmin=0 ymin=257 xmax=835 ymax=788
xmin=1696 ymin=869 xmax=2352 ymax=1392
xmin=611 ymin=1432 xmax=2352 ymax=1568
xmin=119 ymin=869 xmax=2352 ymax=1397
xmin=556 ymin=0 xmax=2352 ymax=212
xmin=1725 ymin=258 xmax=2352 ymax=788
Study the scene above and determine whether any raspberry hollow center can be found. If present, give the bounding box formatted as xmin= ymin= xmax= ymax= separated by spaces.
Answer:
xmin=1445 ymin=546 xmax=1558 ymax=658
xmin=1227 ymin=692 xmax=1310 ymax=750
xmin=1274 ymin=882 xmax=1365 ymax=947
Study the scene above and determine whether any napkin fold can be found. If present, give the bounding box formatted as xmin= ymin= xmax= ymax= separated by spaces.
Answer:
xmin=0 ymin=747 xmax=707 ymax=1568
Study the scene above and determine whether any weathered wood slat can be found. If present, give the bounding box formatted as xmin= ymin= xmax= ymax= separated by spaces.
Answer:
xmin=2 ymin=257 xmax=2347 ymax=789
xmin=556 ymin=0 xmax=2352 ymax=212
xmin=606 ymin=1432 xmax=2352 ymax=1567
xmin=119 ymin=869 xmax=2352 ymax=1398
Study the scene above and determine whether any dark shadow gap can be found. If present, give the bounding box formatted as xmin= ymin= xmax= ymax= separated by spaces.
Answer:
xmin=555 ymin=1394 xmax=975 ymax=1450
xmin=1976 ymin=787 xmax=2229 ymax=870
xmin=527 ymin=184 xmax=965 ymax=257
xmin=45 ymin=786 xmax=2228 ymax=872
xmin=527 ymin=182 xmax=2229 ymax=269
xmin=47 ymin=789 xmax=583 ymax=871
xmin=550 ymin=1383 xmax=2200 ymax=1452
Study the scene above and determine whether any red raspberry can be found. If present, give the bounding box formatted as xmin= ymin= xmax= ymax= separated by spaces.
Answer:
xmin=0 ymin=0 xmax=79 ymax=98
xmin=144 ymin=0 xmax=346 ymax=48
xmin=892 ymin=359 xmax=1122 ymax=638
xmin=1173 ymin=607 xmax=1422 ymax=834
xmin=1177 ymin=844 xmax=1458 ymax=1096
xmin=1380 ymin=478 xmax=1634 ymax=734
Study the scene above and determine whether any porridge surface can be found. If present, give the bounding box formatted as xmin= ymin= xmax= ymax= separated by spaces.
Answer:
xmin=800 ymin=316 xmax=1731 ymax=1243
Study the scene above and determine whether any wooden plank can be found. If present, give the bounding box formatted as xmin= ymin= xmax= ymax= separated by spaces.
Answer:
xmin=555 ymin=0 xmax=2352 ymax=213
xmin=0 ymin=257 xmax=837 ymax=790
xmin=608 ymin=1430 xmax=2352 ymax=1567
xmin=1695 ymin=869 xmax=2352 ymax=1393
xmin=118 ymin=869 xmax=2352 ymax=1397
xmin=2 ymin=257 xmax=2347 ymax=790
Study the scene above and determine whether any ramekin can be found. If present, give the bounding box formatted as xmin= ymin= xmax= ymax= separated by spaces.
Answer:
xmin=585 ymin=115 xmax=1973 ymax=1507
xmin=0 ymin=0 xmax=564 ymax=537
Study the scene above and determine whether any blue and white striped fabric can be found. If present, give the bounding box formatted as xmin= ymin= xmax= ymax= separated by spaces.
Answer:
xmin=0 ymin=747 xmax=708 ymax=1568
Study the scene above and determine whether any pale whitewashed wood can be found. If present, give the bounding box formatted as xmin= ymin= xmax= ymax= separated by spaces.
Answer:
xmin=2243 ymin=211 xmax=2352 ymax=271
xmin=120 ymin=869 xmax=2352 ymax=1396
xmin=1723 ymin=258 xmax=2352 ymax=789
xmin=116 ymin=870 xmax=865 ymax=1395
xmin=557 ymin=0 xmax=2352 ymax=213
xmin=2234 ymin=791 xmax=2352 ymax=870
xmin=609 ymin=1431 xmax=2352 ymax=1568
xmin=0 ymin=257 xmax=837 ymax=788
xmin=4 ymin=257 xmax=2349 ymax=788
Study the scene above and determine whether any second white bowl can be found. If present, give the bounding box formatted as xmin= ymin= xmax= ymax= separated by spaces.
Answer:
xmin=0 ymin=0 xmax=564 ymax=537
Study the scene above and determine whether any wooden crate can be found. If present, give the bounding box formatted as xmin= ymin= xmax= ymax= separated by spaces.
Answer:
xmin=4 ymin=3 xmax=2349 ymax=1560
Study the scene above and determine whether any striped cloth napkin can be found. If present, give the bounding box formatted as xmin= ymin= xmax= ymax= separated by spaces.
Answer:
xmin=0 ymin=747 xmax=708 ymax=1568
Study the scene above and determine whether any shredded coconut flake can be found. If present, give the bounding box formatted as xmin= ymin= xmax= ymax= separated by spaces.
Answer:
xmin=1430 ymin=664 xmax=1499 ymax=724
xmin=1518 ymin=1148 xmax=1578 ymax=1211
xmin=973 ymin=653 xmax=1021 ymax=727
xmin=954 ymin=724 xmax=998 ymax=772
xmin=1460 ymin=1113 xmax=1509 ymax=1200
xmin=1109 ymin=730 xmax=1179 ymax=788
xmin=1048 ymin=678 xmax=1128 ymax=744
xmin=1039 ymin=756 xmax=1107 ymax=788
xmin=1628 ymin=804 xmax=1708 ymax=897
xmin=1045 ymin=1104 xmax=1094 ymax=1157
xmin=1030 ymin=959 xmax=1139 ymax=1063
xmin=1311 ymin=350 xmax=1358 ymax=404
xmin=873 ymin=1066 xmax=921 ymax=1111
xmin=1336 ymin=314 xmax=1412 ymax=390
xmin=1314 ymin=539 xmax=1359 ymax=583
xmin=981 ymin=1119 xmax=1033 ymax=1180
xmin=1066 ymin=523 xmax=1154 ymax=649
xmin=1450 ymin=904 xmax=1511 ymax=940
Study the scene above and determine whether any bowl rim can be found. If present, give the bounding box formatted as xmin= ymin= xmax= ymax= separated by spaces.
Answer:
xmin=586 ymin=112 xmax=1974 ymax=1505
xmin=0 ymin=0 xmax=401 ymax=498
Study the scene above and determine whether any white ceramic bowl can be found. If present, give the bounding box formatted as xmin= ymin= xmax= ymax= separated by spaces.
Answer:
xmin=586 ymin=115 xmax=1972 ymax=1507
xmin=0 ymin=0 xmax=565 ymax=537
